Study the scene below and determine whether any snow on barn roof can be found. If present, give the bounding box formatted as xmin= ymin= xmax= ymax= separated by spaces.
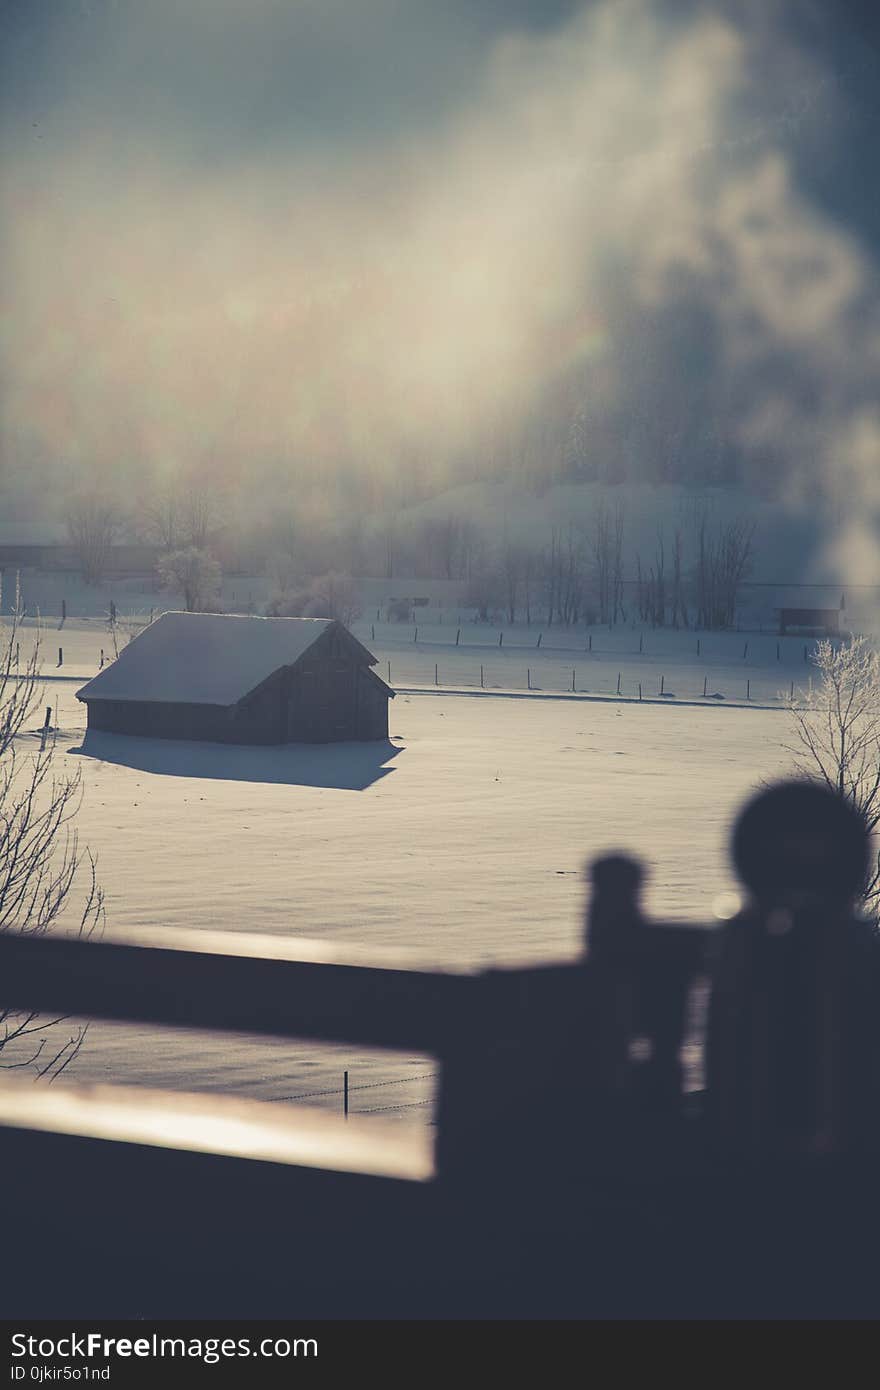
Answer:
xmin=76 ymin=611 xmax=358 ymax=707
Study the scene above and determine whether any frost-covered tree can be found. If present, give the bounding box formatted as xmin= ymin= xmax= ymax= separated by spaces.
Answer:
xmin=0 ymin=580 xmax=104 ymax=1078
xmin=157 ymin=547 xmax=222 ymax=613
xmin=786 ymin=636 xmax=880 ymax=917
xmin=267 ymin=571 xmax=358 ymax=624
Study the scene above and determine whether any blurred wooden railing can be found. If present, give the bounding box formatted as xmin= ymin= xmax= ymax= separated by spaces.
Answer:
xmin=0 ymin=904 xmax=711 ymax=1316
xmin=4 ymin=781 xmax=877 ymax=1320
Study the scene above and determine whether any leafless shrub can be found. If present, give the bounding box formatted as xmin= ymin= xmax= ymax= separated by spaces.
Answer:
xmin=0 ymin=580 xmax=105 ymax=1079
xmin=785 ymin=636 xmax=880 ymax=917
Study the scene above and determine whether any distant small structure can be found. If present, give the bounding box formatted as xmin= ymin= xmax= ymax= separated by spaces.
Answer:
xmin=777 ymin=607 xmax=841 ymax=637
xmin=77 ymin=612 xmax=393 ymax=744
xmin=386 ymin=598 xmax=413 ymax=623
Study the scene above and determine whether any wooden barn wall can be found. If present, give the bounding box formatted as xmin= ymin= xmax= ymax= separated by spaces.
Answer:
xmin=230 ymin=669 xmax=286 ymax=744
xmin=356 ymin=669 xmax=390 ymax=739
xmin=289 ymin=652 xmax=358 ymax=743
xmin=85 ymin=700 xmax=232 ymax=742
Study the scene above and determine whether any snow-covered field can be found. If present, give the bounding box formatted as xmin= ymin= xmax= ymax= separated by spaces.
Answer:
xmin=15 ymin=611 xmax=835 ymax=709
xmin=13 ymin=658 xmax=794 ymax=1124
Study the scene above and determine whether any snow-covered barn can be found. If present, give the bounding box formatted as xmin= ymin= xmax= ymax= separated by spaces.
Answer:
xmin=76 ymin=612 xmax=394 ymax=744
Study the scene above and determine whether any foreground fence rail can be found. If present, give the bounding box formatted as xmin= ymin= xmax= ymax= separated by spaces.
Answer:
xmin=2 ymin=780 xmax=879 ymax=1318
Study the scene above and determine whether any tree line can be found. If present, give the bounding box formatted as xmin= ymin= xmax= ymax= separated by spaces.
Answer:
xmin=60 ymin=487 xmax=756 ymax=630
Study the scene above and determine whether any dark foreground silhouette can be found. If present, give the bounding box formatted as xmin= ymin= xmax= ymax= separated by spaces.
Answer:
xmin=1 ymin=777 xmax=879 ymax=1318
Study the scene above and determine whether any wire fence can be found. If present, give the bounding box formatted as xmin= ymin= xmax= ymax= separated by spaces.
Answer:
xmin=279 ymin=1069 xmax=440 ymax=1120
xmin=8 ymin=612 xmax=864 ymax=710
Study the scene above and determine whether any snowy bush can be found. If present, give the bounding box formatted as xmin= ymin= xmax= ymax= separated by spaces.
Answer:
xmin=267 ymin=572 xmax=359 ymax=625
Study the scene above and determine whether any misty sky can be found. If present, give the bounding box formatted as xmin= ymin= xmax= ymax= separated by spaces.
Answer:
xmin=1 ymin=2 xmax=879 ymax=577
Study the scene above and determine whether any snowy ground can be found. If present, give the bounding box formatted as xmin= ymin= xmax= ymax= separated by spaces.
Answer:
xmin=7 ymin=662 xmax=794 ymax=1125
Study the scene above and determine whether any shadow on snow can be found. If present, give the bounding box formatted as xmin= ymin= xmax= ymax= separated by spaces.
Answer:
xmin=70 ymin=731 xmax=402 ymax=790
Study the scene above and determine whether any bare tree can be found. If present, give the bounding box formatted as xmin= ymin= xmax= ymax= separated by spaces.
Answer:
xmin=635 ymin=554 xmax=644 ymax=621
xmin=589 ymin=498 xmax=627 ymax=625
xmin=521 ymin=546 xmax=539 ymax=625
xmin=66 ymin=495 xmax=121 ymax=584
xmin=691 ymin=505 xmax=755 ymax=630
xmin=785 ymin=636 xmax=880 ymax=917
xmin=635 ymin=529 xmax=668 ymax=628
xmin=671 ymin=526 xmax=688 ymax=629
xmin=542 ymin=528 xmax=560 ymax=627
xmin=542 ymin=525 xmax=588 ymax=627
xmin=500 ymin=532 xmax=526 ymax=624
xmin=716 ymin=518 xmax=755 ymax=629
xmin=466 ymin=552 xmax=504 ymax=623
xmin=0 ymin=579 xmax=105 ymax=1078
xmin=653 ymin=526 xmax=667 ymax=629
xmin=179 ymin=488 xmax=221 ymax=551
xmin=381 ymin=514 xmax=396 ymax=580
xmin=157 ymin=547 xmax=222 ymax=613
xmin=457 ymin=520 xmax=481 ymax=583
xmin=139 ymin=485 xmax=224 ymax=555
xmin=419 ymin=517 xmax=464 ymax=581
xmin=611 ymin=499 xmax=626 ymax=625
xmin=140 ymin=488 xmax=181 ymax=552
xmin=590 ymin=501 xmax=612 ymax=626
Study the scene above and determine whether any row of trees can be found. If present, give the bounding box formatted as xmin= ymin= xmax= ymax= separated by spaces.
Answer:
xmin=62 ymin=484 xmax=756 ymax=631
xmin=465 ymin=506 xmax=754 ymax=631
